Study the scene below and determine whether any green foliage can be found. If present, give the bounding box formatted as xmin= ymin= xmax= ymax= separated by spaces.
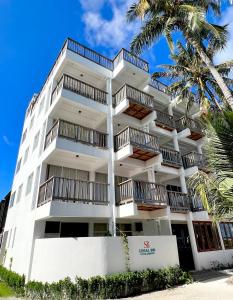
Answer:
xmin=0 ymin=281 xmax=15 ymax=297
xmin=0 ymin=265 xmax=25 ymax=296
xmin=24 ymin=266 xmax=192 ymax=299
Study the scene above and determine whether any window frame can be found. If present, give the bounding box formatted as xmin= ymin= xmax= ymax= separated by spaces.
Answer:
xmin=220 ymin=222 xmax=233 ymax=249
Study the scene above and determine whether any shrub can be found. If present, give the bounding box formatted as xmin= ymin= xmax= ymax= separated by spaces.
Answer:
xmin=0 ymin=265 xmax=192 ymax=299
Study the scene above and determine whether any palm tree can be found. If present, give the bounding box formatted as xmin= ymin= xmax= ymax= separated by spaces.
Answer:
xmin=152 ymin=42 xmax=233 ymax=112
xmin=189 ymin=110 xmax=233 ymax=220
xmin=127 ymin=0 xmax=233 ymax=109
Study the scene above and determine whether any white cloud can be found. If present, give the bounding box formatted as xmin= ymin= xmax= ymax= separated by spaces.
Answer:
xmin=80 ymin=0 xmax=139 ymax=51
xmin=3 ymin=135 xmax=12 ymax=146
xmin=215 ymin=6 xmax=233 ymax=65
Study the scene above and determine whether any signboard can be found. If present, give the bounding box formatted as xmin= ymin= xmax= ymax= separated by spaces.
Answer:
xmin=139 ymin=241 xmax=156 ymax=255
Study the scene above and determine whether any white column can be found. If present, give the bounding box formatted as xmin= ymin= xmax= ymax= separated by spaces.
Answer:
xmin=168 ymin=103 xmax=173 ymax=116
xmin=180 ymin=173 xmax=187 ymax=193
xmin=187 ymin=212 xmax=200 ymax=270
xmin=106 ymin=78 xmax=116 ymax=236
xmin=147 ymin=169 xmax=155 ymax=182
xmin=89 ymin=171 xmax=95 ymax=202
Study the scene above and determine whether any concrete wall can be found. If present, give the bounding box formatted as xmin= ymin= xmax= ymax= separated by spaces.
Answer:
xmin=196 ymin=249 xmax=233 ymax=270
xmin=30 ymin=235 xmax=179 ymax=283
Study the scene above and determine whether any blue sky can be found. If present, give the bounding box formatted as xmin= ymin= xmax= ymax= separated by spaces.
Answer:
xmin=0 ymin=0 xmax=232 ymax=199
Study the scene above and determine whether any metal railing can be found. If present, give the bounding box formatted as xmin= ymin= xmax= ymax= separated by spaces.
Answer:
xmin=116 ymin=179 xmax=167 ymax=205
xmin=190 ymin=195 xmax=205 ymax=212
xmin=114 ymin=127 xmax=159 ymax=153
xmin=67 ymin=38 xmax=114 ymax=70
xmin=113 ymin=84 xmax=155 ymax=109
xmin=45 ymin=120 xmax=108 ymax=149
xmin=37 ymin=176 xmax=109 ymax=207
xmin=160 ymin=147 xmax=182 ymax=167
xmin=113 ymin=48 xmax=149 ymax=72
xmin=149 ymin=79 xmax=170 ymax=94
xmin=168 ymin=191 xmax=190 ymax=212
xmin=175 ymin=116 xmax=203 ymax=133
xmin=51 ymin=74 xmax=108 ymax=105
xmin=182 ymin=152 xmax=208 ymax=170
xmin=156 ymin=110 xmax=176 ymax=129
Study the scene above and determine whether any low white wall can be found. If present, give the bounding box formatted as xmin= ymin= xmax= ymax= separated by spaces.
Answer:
xmin=30 ymin=236 xmax=179 ymax=283
xmin=196 ymin=248 xmax=233 ymax=270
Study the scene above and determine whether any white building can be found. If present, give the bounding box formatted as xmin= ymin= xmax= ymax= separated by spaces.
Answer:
xmin=1 ymin=38 xmax=233 ymax=283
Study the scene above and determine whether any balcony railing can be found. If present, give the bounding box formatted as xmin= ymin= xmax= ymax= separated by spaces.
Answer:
xmin=113 ymin=84 xmax=155 ymax=109
xmin=51 ymin=74 xmax=108 ymax=105
xmin=168 ymin=191 xmax=190 ymax=212
xmin=182 ymin=152 xmax=208 ymax=170
xmin=114 ymin=127 xmax=159 ymax=153
xmin=113 ymin=48 xmax=149 ymax=72
xmin=116 ymin=179 xmax=167 ymax=206
xmin=175 ymin=116 xmax=203 ymax=133
xmin=45 ymin=120 xmax=108 ymax=149
xmin=160 ymin=147 xmax=182 ymax=167
xmin=190 ymin=195 xmax=205 ymax=212
xmin=67 ymin=38 xmax=114 ymax=70
xmin=149 ymin=79 xmax=170 ymax=95
xmin=156 ymin=110 xmax=175 ymax=129
xmin=37 ymin=177 xmax=109 ymax=207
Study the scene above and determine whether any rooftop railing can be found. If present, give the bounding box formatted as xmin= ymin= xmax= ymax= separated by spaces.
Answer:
xmin=168 ymin=191 xmax=190 ymax=212
xmin=175 ymin=116 xmax=203 ymax=133
xmin=116 ymin=179 xmax=167 ymax=206
xmin=113 ymin=84 xmax=155 ymax=109
xmin=45 ymin=119 xmax=108 ymax=149
xmin=160 ymin=147 xmax=182 ymax=167
xmin=155 ymin=110 xmax=176 ymax=129
xmin=113 ymin=48 xmax=149 ymax=72
xmin=51 ymin=74 xmax=108 ymax=105
xmin=149 ymin=79 xmax=170 ymax=95
xmin=37 ymin=176 xmax=109 ymax=207
xmin=182 ymin=152 xmax=208 ymax=170
xmin=114 ymin=127 xmax=159 ymax=153
xmin=67 ymin=38 xmax=114 ymax=70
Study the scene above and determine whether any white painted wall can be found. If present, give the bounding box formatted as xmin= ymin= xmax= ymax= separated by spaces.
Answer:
xmin=30 ymin=236 xmax=179 ymax=283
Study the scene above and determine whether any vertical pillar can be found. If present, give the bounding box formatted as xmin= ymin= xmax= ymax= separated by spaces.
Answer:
xmin=106 ymin=78 xmax=116 ymax=236
xmin=168 ymin=103 xmax=173 ymax=116
xmin=180 ymin=173 xmax=188 ymax=193
xmin=89 ymin=171 xmax=95 ymax=202
xmin=187 ymin=212 xmax=200 ymax=270
xmin=147 ymin=169 xmax=155 ymax=182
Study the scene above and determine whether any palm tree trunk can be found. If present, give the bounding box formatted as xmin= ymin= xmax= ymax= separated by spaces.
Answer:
xmin=193 ymin=43 xmax=233 ymax=109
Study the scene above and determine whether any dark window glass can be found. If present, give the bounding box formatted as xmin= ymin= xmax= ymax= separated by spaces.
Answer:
xmin=45 ymin=221 xmax=60 ymax=233
xmin=220 ymin=222 xmax=233 ymax=249
xmin=60 ymin=223 xmax=89 ymax=237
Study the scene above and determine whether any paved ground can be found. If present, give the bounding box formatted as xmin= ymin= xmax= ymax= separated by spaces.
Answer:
xmin=128 ymin=269 xmax=233 ymax=300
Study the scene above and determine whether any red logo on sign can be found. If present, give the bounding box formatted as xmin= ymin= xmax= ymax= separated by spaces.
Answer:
xmin=144 ymin=241 xmax=150 ymax=248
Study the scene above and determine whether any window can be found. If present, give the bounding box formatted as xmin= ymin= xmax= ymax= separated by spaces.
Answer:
xmin=220 ymin=222 xmax=233 ymax=249
xmin=30 ymin=115 xmax=35 ymax=130
xmin=16 ymin=184 xmax=23 ymax=203
xmin=15 ymin=158 xmax=22 ymax=174
xmin=193 ymin=221 xmax=221 ymax=252
xmin=117 ymin=224 xmax=132 ymax=236
xmin=9 ymin=192 xmax=16 ymax=208
xmin=21 ymin=129 xmax=27 ymax=144
xmin=23 ymin=147 xmax=29 ymax=164
xmin=26 ymin=172 xmax=34 ymax=195
xmin=33 ymin=131 xmax=40 ymax=151
xmin=94 ymin=223 xmax=108 ymax=236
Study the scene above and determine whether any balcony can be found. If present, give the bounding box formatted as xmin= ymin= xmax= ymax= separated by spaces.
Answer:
xmin=116 ymin=179 xmax=167 ymax=211
xmin=190 ymin=195 xmax=205 ymax=212
xmin=168 ymin=191 xmax=190 ymax=213
xmin=114 ymin=127 xmax=160 ymax=161
xmin=160 ymin=147 xmax=182 ymax=168
xmin=45 ymin=119 xmax=108 ymax=150
xmin=113 ymin=84 xmax=155 ymax=120
xmin=67 ymin=38 xmax=114 ymax=70
xmin=175 ymin=117 xmax=204 ymax=140
xmin=114 ymin=48 xmax=149 ymax=73
xmin=182 ymin=152 xmax=208 ymax=171
xmin=155 ymin=110 xmax=176 ymax=131
xmin=37 ymin=177 xmax=109 ymax=207
xmin=149 ymin=79 xmax=170 ymax=95
xmin=51 ymin=74 xmax=108 ymax=106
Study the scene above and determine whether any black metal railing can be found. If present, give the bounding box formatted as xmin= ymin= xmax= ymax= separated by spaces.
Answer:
xmin=114 ymin=127 xmax=159 ymax=153
xmin=116 ymin=179 xmax=167 ymax=205
xmin=45 ymin=120 xmax=108 ymax=149
xmin=168 ymin=191 xmax=190 ymax=212
xmin=113 ymin=84 xmax=155 ymax=109
xmin=190 ymin=195 xmax=205 ymax=212
xmin=51 ymin=74 xmax=108 ymax=105
xmin=149 ymin=79 xmax=170 ymax=94
xmin=182 ymin=152 xmax=208 ymax=170
xmin=67 ymin=38 xmax=114 ymax=70
xmin=175 ymin=116 xmax=203 ymax=133
xmin=113 ymin=48 xmax=149 ymax=72
xmin=37 ymin=177 xmax=109 ymax=207
xmin=156 ymin=110 xmax=176 ymax=129
xmin=160 ymin=147 xmax=182 ymax=167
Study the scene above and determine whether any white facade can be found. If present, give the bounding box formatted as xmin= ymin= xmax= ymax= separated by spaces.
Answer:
xmin=2 ymin=38 xmax=233 ymax=283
